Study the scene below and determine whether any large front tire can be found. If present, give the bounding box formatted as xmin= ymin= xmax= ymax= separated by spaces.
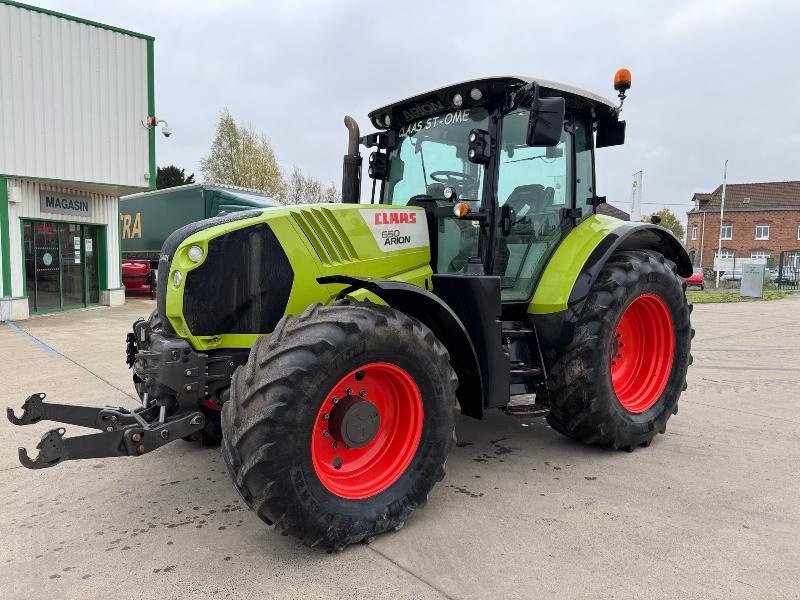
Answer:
xmin=545 ymin=250 xmax=693 ymax=450
xmin=221 ymin=301 xmax=457 ymax=548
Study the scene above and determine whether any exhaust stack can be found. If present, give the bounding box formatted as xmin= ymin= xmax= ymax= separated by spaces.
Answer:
xmin=341 ymin=116 xmax=362 ymax=204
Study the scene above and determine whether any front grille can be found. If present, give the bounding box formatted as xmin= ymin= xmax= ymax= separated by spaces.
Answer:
xmin=182 ymin=223 xmax=294 ymax=336
xmin=291 ymin=207 xmax=357 ymax=265
xmin=156 ymin=210 xmax=263 ymax=336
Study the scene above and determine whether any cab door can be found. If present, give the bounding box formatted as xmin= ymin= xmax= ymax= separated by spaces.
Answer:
xmin=493 ymin=109 xmax=571 ymax=302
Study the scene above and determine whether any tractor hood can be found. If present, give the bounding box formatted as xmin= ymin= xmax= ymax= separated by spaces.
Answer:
xmin=156 ymin=203 xmax=433 ymax=351
xmin=367 ymin=76 xmax=618 ymax=129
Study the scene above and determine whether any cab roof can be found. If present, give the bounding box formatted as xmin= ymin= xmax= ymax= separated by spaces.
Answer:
xmin=368 ymin=76 xmax=617 ymax=128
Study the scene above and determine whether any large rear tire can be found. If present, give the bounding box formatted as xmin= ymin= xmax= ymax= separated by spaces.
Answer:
xmin=221 ymin=301 xmax=457 ymax=548
xmin=545 ymin=250 xmax=693 ymax=450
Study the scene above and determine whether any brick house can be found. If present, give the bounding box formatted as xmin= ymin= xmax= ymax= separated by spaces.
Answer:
xmin=685 ymin=181 xmax=800 ymax=270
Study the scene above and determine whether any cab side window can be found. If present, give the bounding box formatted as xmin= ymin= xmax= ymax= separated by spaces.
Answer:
xmin=494 ymin=110 xmax=571 ymax=302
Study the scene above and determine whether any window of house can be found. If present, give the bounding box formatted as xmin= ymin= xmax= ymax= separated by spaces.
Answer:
xmin=755 ymin=224 xmax=770 ymax=240
xmin=797 ymin=224 xmax=800 ymax=240
xmin=750 ymin=251 xmax=770 ymax=260
xmin=721 ymin=224 xmax=732 ymax=240
xmin=715 ymin=250 xmax=734 ymax=259
xmin=691 ymin=224 xmax=698 ymax=240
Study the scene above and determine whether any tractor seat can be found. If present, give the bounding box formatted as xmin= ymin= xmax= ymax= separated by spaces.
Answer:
xmin=505 ymin=184 xmax=556 ymax=216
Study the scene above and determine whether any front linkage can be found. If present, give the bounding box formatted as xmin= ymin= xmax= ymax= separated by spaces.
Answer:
xmin=7 ymin=392 xmax=205 ymax=469
xmin=8 ymin=313 xmax=240 ymax=469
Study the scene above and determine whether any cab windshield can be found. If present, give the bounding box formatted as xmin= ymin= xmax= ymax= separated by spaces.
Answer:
xmin=384 ymin=107 xmax=490 ymax=205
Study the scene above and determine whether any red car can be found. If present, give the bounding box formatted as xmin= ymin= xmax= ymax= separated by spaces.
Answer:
xmin=684 ymin=268 xmax=704 ymax=290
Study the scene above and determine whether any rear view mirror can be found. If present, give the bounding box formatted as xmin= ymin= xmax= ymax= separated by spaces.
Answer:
xmin=596 ymin=118 xmax=626 ymax=148
xmin=526 ymin=96 xmax=565 ymax=147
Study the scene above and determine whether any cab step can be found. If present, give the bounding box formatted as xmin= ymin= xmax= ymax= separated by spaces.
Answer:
xmin=502 ymin=328 xmax=535 ymax=338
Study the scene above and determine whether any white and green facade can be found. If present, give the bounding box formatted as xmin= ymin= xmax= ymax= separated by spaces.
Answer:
xmin=0 ymin=1 xmax=155 ymax=320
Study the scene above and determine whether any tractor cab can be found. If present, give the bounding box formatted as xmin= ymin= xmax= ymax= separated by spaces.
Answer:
xmin=344 ymin=75 xmax=629 ymax=303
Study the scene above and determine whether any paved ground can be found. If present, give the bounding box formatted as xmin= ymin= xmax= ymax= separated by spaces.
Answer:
xmin=1 ymin=296 xmax=799 ymax=599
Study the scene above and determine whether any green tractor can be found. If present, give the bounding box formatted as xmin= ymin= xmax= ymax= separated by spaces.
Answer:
xmin=9 ymin=71 xmax=693 ymax=549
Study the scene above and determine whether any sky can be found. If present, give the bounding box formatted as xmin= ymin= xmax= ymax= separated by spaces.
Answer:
xmin=34 ymin=0 xmax=800 ymax=221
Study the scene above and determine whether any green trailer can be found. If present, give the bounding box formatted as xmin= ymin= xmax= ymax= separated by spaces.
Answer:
xmin=120 ymin=184 xmax=278 ymax=293
xmin=121 ymin=183 xmax=278 ymax=261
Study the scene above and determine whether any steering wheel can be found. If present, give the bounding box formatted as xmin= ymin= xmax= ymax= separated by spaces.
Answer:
xmin=429 ymin=171 xmax=477 ymax=189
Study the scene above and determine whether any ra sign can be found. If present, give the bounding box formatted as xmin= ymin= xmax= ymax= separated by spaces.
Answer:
xmin=39 ymin=190 xmax=92 ymax=218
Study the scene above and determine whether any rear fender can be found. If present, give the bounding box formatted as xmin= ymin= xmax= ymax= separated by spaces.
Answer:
xmin=318 ymin=275 xmax=484 ymax=418
xmin=529 ymin=215 xmax=691 ymax=346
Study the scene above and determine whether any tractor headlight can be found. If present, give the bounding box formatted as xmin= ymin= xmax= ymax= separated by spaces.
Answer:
xmin=470 ymin=87 xmax=482 ymax=102
xmin=452 ymin=93 xmax=464 ymax=108
xmin=187 ymin=245 xmax=204 ymax=263
xmin=173 ymin=270 xmax=182 ymax=288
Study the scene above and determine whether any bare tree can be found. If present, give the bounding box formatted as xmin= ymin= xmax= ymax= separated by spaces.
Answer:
xmin=285 ymin=166 xmax=307 ymax=204
xmin=283 ymin=167 xmax=341 ymax=204
xmin=322 ymin=182 xmax=340 ymax=202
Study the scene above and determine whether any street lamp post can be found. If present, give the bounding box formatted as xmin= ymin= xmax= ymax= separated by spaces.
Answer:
xmin=715 ymin=160 xmax=729 ymax=288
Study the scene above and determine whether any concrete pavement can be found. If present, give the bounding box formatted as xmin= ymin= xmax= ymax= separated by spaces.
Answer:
xmin=1 ymin=296 xmax=799 ymax=599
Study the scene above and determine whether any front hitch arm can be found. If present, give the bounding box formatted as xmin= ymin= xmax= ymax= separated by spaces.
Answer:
xmin=7 ymin=393 xmax=141 ymax=431
xmin=8 ymin=394 xmax=205 ymax=469
xmin=17 ymin=427 xmax=127 ymax=469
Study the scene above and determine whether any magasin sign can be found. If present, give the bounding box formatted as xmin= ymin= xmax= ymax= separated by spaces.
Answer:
xmin=39 ymin=190 xmax=92 ymax=218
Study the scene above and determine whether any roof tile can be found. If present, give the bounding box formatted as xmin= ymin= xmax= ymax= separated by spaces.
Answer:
xmin=689 ymin=181 xmax=800 ymax=213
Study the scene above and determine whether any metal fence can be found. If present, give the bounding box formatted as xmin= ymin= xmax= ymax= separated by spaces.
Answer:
xmin=777 ymin=250 xmax=800 ymax=290
xmin=710 ymin=255 xmax=767 ymax=289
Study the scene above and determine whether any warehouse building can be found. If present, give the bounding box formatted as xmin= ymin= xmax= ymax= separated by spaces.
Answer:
xmin=0 ymin=1 xmax=155 ymax=320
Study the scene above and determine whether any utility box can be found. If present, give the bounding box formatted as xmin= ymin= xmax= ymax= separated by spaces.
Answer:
xmin=740 ymin=263 xmax=765 ymax=298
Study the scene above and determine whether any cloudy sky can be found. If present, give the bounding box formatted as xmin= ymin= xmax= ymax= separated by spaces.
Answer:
xmin=36 ymin=0 xmax=800 ymax=220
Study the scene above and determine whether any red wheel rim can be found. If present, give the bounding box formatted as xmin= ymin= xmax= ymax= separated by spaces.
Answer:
xmin=610 ymin=294 xmax=675 ymax=413
xmin=311 ymin=362 xmax=424 ymax=500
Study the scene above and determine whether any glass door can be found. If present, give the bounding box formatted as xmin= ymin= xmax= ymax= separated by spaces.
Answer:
xmin=23 ymin=220 xmax=101 ymax=312
xmin=84 ymin=225 xmax=99 ymax=304
xmin=494 ymin=109 xmax=571 ymax=302
xmin=23 ymin=221 xmax=36 ymax=304
xmin=33 ymin=222 xmax=61 ymax=310
xmin=59 ymin=223 xmax=85 ymax=307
